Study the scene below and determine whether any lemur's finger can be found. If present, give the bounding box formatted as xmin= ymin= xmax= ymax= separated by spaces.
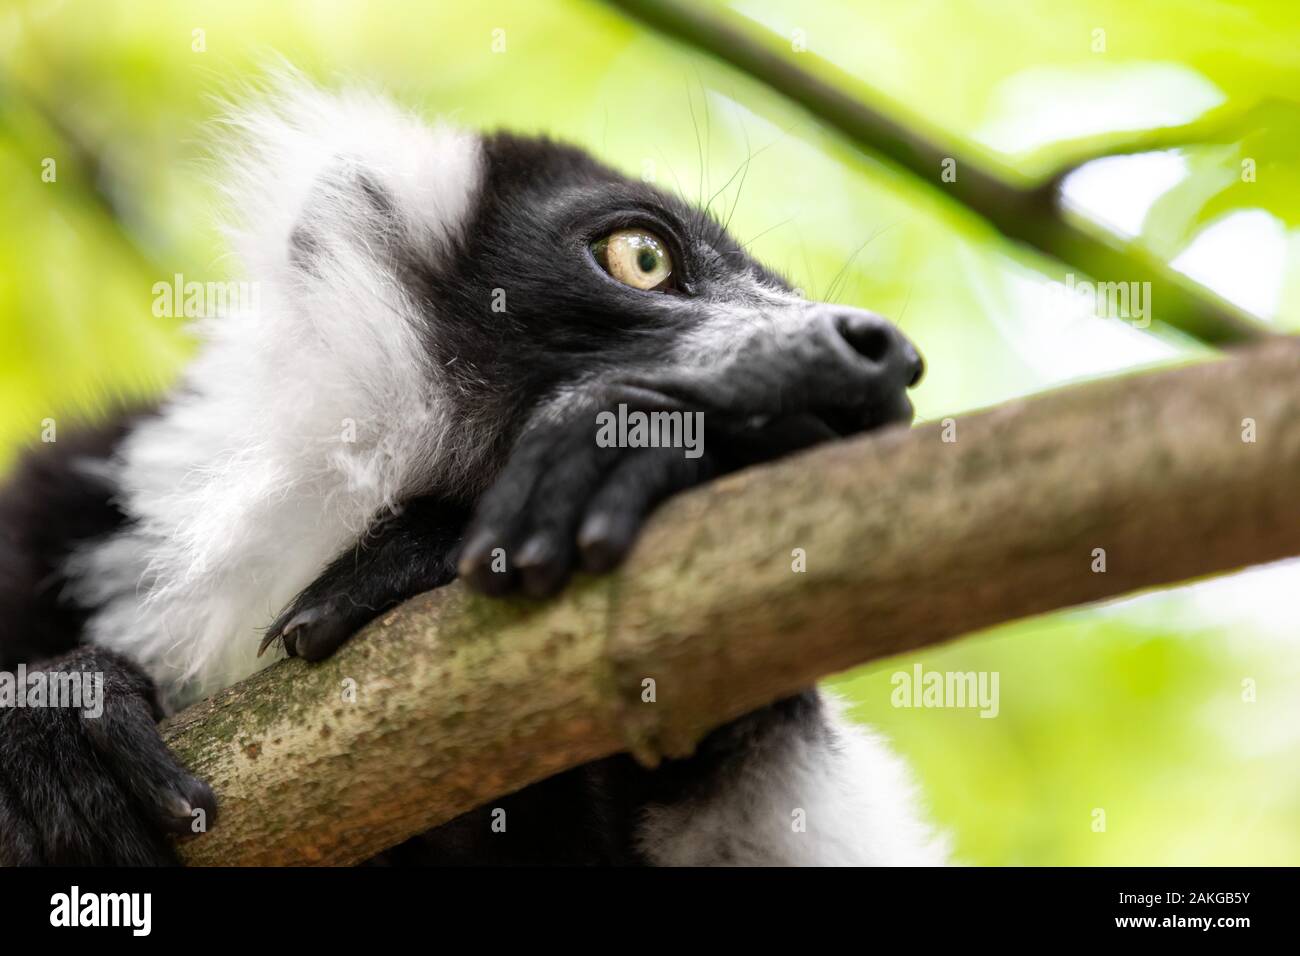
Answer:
xmin=459 ymin=419 xmax=605 ymax=596
xmin=264 ymin=600 xmax=362 ymax=661
xmin=81 ymin=672 xmax=218 ymax=838
xmin=457 ymin=426 xmax=569 ymax=594
xmin=511 ymin=439 xmax=622 ymax=598
xmin=578 ymin=447 xmax=712 ymax=573
xmin=458 ymin=526 xmax=523 ymax=596
xmin=512 ymin=531 xmax=575 ymax=598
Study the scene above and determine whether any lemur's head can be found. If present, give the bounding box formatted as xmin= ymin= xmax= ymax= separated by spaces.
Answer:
xmin=78 ymin=78 xmax=928 ymax=696
xmin=228 ymin=80 xmax=922 ymax=507
xmin=426 ymin=132 xmax=923 ymax=457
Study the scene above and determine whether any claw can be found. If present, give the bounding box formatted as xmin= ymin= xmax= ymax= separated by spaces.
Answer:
xmin=456 ymin=530 xmax=496 ymax=575
xmin=258 ymin=605 xmax=324 ymax=657
xmin=515 ymin=533 xmax=570 ymax=598
xmin=457 ymin=531 xmax=518 ymax=595
xmin=577 ymin=512 xmax=633 ymax=574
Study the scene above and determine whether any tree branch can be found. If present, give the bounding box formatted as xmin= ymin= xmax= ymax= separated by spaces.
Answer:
xmin=600 ymin=0 xmax=1273 ymax=345
xmin=163 ymin=339 xmax=1300 ymax=865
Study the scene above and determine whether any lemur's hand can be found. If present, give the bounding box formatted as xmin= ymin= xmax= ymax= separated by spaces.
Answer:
xmin=456 ymin=391 xmax=824 ymax=598
xmin=260 ymin=497 xmax=467 ymax=662
xmin=0 ymin=648 xmax=217 ymax=865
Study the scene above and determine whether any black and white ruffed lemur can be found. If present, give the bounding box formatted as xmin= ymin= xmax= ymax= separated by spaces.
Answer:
xmin=0 ymin=76 xmax=945 ymax=865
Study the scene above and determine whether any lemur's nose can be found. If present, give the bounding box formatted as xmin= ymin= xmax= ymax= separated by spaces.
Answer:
xmin=827 ymin=307 xmax=924 ymax=388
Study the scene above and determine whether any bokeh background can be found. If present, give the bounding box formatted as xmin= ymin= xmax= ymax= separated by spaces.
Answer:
xmin=2 ymin=0 xmax=1297 ymax=864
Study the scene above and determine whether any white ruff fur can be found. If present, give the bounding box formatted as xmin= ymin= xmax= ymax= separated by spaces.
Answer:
xmin=637 ymin=693 xmax=949 ymax=865
xmin=68 ymin=79 xmax=483 ymax=707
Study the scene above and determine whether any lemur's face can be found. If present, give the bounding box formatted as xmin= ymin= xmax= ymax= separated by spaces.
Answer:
xmin=422 ymin=133 xmax=923 ymax=467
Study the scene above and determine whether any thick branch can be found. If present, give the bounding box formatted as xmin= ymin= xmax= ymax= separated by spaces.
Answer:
xmin=164 ymin=339 xmax=1300 ymax=865
xmin=600 ymin=0 xmax=1271 ymax=345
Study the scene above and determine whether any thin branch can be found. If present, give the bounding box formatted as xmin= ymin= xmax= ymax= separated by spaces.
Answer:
xmin=0 ymin=73 xmax=166 ymax=276
xmin=601 ymin=0 xmax=1272 ymax=345
xmin=164 ymin=338 xmax=1300 ymax=865
xmin=1030 ymin=98 xmax=1281 ymax=180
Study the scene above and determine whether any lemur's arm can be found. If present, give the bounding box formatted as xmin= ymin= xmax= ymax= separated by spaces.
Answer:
xmin=0 ymin=421 xmax=218 ymax=865
xmin=262 ymin=496 xmax=468 ymax=660
xmin=262 ymin=400 xmax=828 ymax=661
xmin=0 ymin=646 xmax=217 ymax=865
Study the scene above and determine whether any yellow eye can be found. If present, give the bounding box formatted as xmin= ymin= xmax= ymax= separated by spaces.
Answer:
xmin=592 ymin=228 xmax=673 ymax=291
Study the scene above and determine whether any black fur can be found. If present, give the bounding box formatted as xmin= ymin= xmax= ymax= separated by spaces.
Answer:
xmin=0 ymin=125 xmax=922 ymax=866
xmin=370 ymin=692 xmax=828 ymax=865
xmin=0 ymin=415 xmax=141 ymax=671
xmin=0 ymin=414 xmax=221 ymax=865
xmin=0 ymin=645 xmax=217 ymax=865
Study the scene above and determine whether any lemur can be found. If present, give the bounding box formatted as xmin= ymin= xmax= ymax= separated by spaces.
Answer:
xmin=0 ymin=78 xmax=944 ymax=866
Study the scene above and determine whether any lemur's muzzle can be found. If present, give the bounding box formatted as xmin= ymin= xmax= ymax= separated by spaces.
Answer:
xmin=622 ymin=302 xmax=922 ymax=447
xmin=691 ymin=303 xmax=915 ymax=429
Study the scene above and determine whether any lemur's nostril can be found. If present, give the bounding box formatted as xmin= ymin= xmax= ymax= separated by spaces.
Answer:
xmin=837 ymin=313 xmax=893 ymax=363
xmin=907 ymin=351 xmax=925 ymax=388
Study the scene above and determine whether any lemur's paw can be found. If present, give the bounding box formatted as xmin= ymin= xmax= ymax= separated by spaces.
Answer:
xmin=0 ymin=648 xmax=218 ymax=865
xmin=260 ymin=598 xmax=362 ymax=662
xmin=458 ymin=400 xmax=717 ymax=598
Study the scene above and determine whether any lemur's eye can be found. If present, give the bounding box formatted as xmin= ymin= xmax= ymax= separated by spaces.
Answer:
xmin=591 ymin=228 xmax=674 ymax=292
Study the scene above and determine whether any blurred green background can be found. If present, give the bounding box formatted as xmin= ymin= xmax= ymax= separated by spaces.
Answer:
xmin=1 ymin=0 xmax=1297 ymax=864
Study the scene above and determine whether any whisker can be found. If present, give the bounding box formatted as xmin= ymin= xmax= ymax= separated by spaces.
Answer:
xmin=825 ymin=221 xmax=901 ymax=302
xmin=686 ymin=83 xmax=704 ymax=207
xmin=736 ymin=216 xmax=795 ymax=252
xmin=893 ymin=281 xmax=916 ymax=330
xmin=655 ymin=147 xmax=689 ymax=204
xmin=698 ymin=70 xmax=712 ymax=205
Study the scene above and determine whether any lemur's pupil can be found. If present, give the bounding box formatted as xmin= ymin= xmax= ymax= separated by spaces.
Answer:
xmin=638 ymin=250 xmax=656 ymax=272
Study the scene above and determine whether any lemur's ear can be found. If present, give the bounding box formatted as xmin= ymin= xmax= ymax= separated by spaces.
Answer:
xmin=199 ymin=69 xmax=483 ymax=460
xmin=286 ymin=159 xmax=401 ymax=276
xmin=215 ymin=70 xmax=482 ymax=284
